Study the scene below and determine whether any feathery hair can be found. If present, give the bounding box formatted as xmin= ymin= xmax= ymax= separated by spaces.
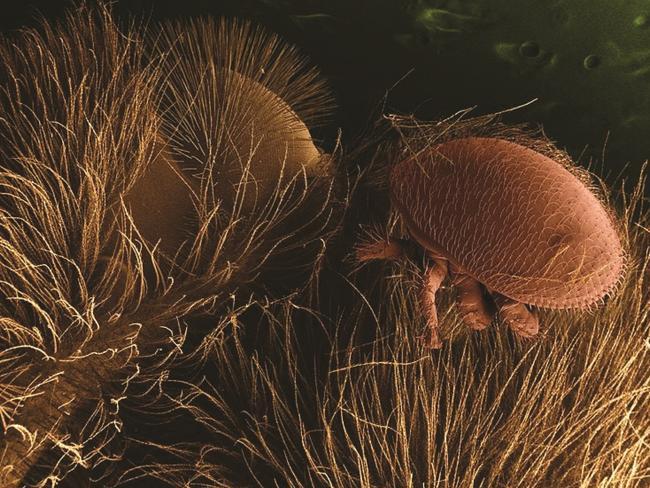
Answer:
xmin=117 ymin=163 xmax=648 ymax=488
xmin=0 ymin=3 xmax=337 ymax=485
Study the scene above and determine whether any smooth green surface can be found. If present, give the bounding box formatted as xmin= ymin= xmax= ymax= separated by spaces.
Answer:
xmin=252 ymin=0 xmax=650 ymax=184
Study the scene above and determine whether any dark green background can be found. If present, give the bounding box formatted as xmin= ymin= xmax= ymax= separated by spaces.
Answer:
xmin=3 ymin=0 xmax=649 ymax=192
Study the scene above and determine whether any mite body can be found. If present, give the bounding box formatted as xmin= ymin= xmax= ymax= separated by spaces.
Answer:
xmin=359 ymin=136 xmax=625 ymax=348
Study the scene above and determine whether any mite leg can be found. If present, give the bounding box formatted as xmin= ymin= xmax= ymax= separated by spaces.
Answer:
xmin=492 ymin=293 xmax=539 ymax=339
xmin=418 ymin=253 xmax=448 ymax=349
xmin=448 ymin=263 xmax=494 ymax=331
xmin=355 ymin=238 xmax=404 ymax=262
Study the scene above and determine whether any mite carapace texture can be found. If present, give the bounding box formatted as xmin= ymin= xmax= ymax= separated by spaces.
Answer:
xmin=359 ymin=131 xmax=625 ymax=348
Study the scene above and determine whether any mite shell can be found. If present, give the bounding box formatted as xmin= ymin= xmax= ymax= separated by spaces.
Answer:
xmin=390 ymin=136 xmax=624 ymax=309
xmin=359 ymin=134 xmax=625 ymax=348
xmin=119 ymin=18 xmax=334 ymax=260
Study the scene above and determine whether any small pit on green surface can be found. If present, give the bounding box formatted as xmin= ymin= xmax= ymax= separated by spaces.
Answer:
xmin=583 ymin=54 xmax=601 ymax=70
xmin=519 ymin=41 xmax=540 ymax=58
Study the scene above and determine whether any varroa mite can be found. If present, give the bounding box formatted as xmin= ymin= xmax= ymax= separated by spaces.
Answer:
xmin=120 ymin=18 xmax=331 ymax=260
xmin=358 ymin=136 xmax=625 ymax=348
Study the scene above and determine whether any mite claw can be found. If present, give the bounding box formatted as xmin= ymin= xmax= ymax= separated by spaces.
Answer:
xmin=494 ymin=295 xmax=539 ymax=339
xmin=449 ymin=264 xmax=495 ymax=331
xmin=510 ymin=312 xmax=539 ymax=338
xmin=419 ymin=252 xmax=448 ymax=349
xmin=462 ymin=310 xmax=493 ymax=331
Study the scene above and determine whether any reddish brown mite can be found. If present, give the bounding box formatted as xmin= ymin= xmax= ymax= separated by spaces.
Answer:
xmin=358 ymin=136 xmax=625 ymax=348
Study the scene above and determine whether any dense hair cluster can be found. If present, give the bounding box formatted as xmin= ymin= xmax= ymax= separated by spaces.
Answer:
xmin=0 ymin=2 xmax=645 ymax=487
xmin=115 ymin=169 xmax=648 ymax=488
xmin=0 ymin=4 xmax=337 ymax=485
